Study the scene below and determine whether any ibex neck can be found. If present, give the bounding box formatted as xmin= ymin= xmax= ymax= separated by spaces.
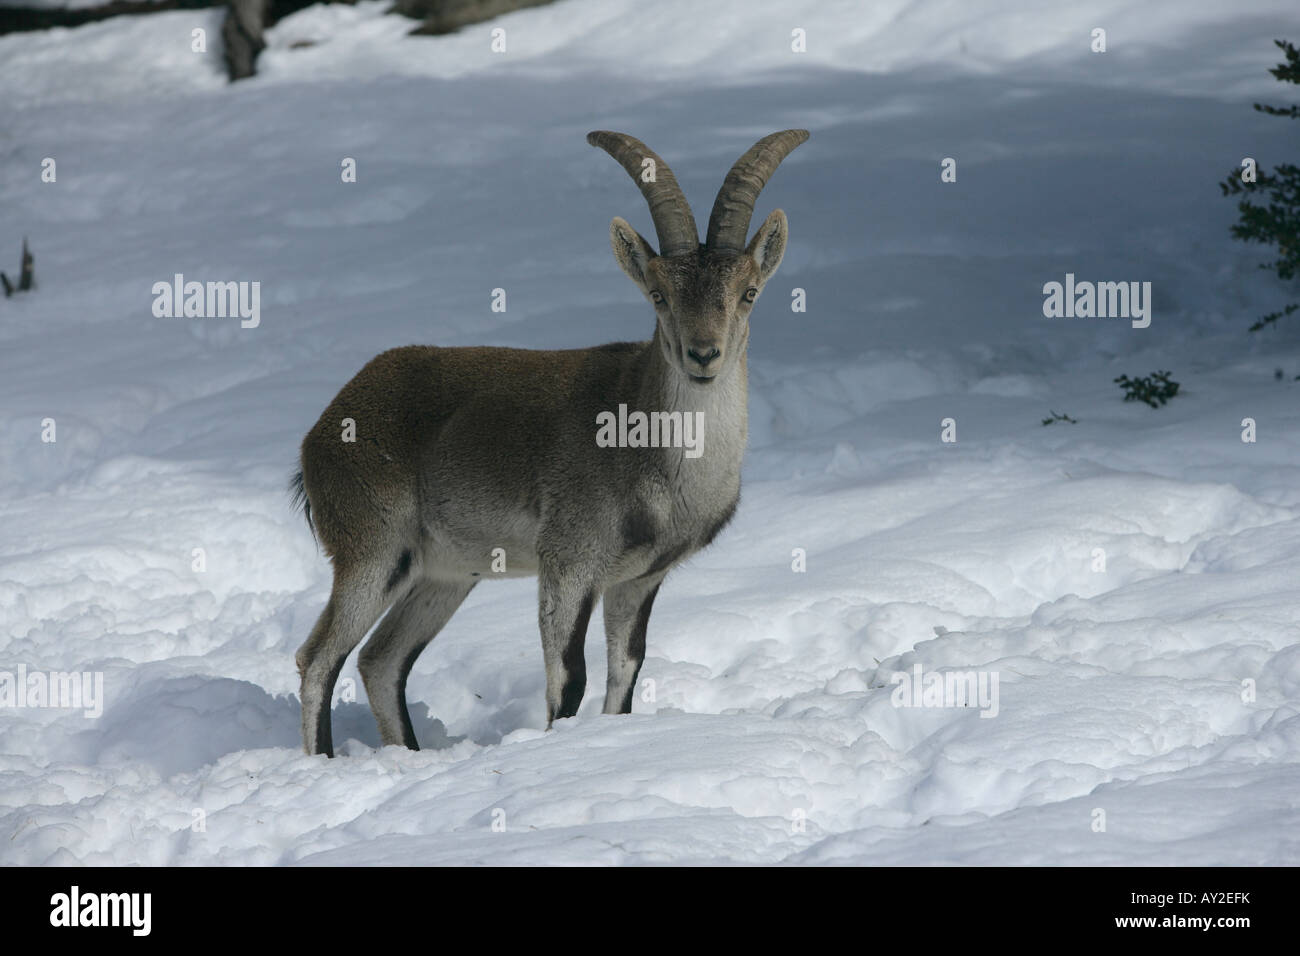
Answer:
xmin=636 ymin=327 xmax=748 ymax=469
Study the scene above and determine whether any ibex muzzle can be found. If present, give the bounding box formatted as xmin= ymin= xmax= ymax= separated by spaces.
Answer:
xmin=293 ymin=129 xmax=808 ymax=755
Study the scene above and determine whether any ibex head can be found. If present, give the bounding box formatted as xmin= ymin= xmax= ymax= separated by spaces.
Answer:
xmin=588 ymin=129 xmax=809 ymax=385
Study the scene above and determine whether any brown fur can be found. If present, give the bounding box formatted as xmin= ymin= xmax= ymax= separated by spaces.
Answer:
xmin=293 ymin=130 xmax=806 ymax=755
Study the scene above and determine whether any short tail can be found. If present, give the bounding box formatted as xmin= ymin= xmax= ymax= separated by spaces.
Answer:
xmin=289 ymin=469 xmax=315 ymax=542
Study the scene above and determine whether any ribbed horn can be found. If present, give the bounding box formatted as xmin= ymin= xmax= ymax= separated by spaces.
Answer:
xmin=587 ymin=131 xmax=699 ymax=257
xmin=705 ymin=129 xmax=809 ymax=253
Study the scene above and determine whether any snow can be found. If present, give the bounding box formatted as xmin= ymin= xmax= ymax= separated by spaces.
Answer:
xmin=2 ymin=0 xmax=1300 ymax=865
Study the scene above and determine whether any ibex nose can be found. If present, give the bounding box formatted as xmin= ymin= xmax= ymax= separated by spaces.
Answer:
xmin=686 ymin=344 xmax=721 ymax=368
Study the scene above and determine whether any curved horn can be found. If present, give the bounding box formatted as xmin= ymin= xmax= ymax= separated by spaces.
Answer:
xmin=705 ymin=129 xmax=809 ymax=253
xmin=587 ymin=131 xmax=699 ymax=257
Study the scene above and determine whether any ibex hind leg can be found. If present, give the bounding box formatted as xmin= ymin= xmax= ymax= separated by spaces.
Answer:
xmin=296 ymin=561 xmax=397 ymax=756
xmin=359 ymin=578 xmax=475 ymax=749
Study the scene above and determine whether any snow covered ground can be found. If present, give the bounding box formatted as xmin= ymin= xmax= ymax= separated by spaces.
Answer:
xmin=2 ymin=0 xmax=1300 ymax=865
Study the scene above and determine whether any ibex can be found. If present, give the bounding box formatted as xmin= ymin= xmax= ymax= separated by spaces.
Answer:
xmin=292 ymin=129 xmax=808 ymax=755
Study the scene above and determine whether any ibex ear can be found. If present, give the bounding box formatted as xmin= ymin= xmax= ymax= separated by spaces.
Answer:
xmin=745 ymin=209 xmax=788 ymax=285
xmin=610 ymin=216 xmax=657 ymax=292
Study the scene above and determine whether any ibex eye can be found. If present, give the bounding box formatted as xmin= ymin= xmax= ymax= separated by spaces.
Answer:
xmin=650 ymin=291 xmax=664 ymax=304
xmin=743 ymin=288 xmax=758 ymax=302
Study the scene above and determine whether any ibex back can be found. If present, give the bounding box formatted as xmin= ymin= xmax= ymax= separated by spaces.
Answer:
xmin=293 ymin=129 xmax=808 ymax=755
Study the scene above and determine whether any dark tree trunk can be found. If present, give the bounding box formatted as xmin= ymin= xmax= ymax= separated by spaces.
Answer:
xmin=222 ymin=0 xmax=269 ymax=80
xmin=1 ymin=238 xmax=35 ymax=298
xmin=1 ymin=0 xmax=218 ymax=34
xmin=1 ymin=0 xmax=559 ymax=80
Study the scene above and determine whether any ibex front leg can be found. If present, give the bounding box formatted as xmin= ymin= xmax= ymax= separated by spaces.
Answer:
xmin=601 ymin=575 xmax=662 ymax=714
xmin=538 ymin=561 xmax=598 ymax=727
